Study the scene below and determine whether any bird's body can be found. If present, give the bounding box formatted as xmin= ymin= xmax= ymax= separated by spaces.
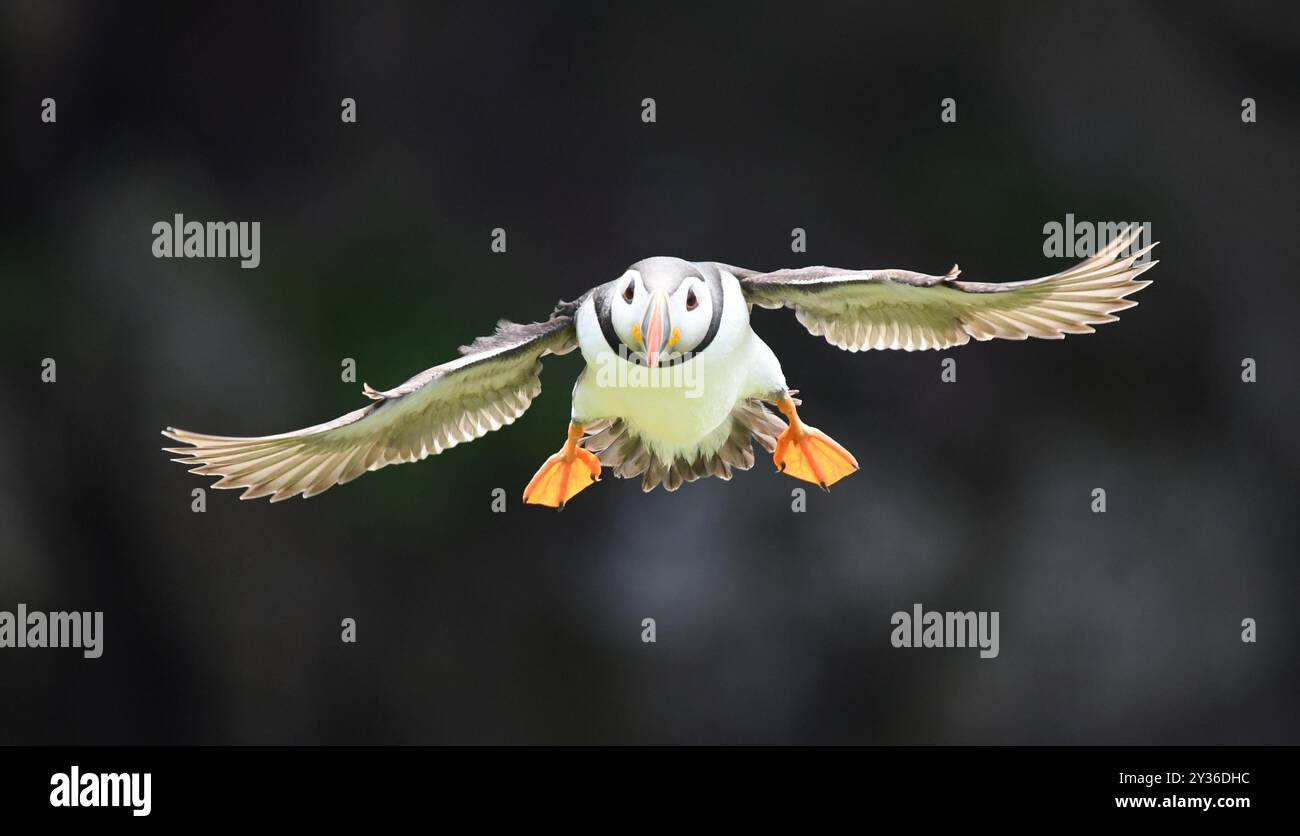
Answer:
xmin=571 ymin=261 xmax=788 ymax=483
xmin=162 ymin=227 xmax=1156 ymax=506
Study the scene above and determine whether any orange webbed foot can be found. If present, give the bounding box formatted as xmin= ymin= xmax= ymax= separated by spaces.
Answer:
xmin=523 ymin=422 xmax=602 ymax=509
xmin=772 ymin=396 xmax=859 ymax=490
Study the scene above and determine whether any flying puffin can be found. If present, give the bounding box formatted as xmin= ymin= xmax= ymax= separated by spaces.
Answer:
xmin=162 ymin=226 xmax=1156 ymax=507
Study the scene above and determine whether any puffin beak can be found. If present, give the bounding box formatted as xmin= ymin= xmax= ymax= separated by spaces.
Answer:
xmin=641 ymin=288 xmax=671 ymax=368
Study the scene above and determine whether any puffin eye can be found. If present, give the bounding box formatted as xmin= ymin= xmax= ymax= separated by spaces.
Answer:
xmin=685 ymin=288 xmax=699 ymax=311
xmin=622 ymin=282 xmax=635 ymax=303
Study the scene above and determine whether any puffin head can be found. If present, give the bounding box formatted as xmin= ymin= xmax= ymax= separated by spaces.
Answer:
xmin=606 ymin=257 xmax=721 ymax=367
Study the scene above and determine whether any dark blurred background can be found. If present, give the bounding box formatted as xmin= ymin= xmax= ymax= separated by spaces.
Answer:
xmin=1 ymin=1 xmax=1296 ymax=744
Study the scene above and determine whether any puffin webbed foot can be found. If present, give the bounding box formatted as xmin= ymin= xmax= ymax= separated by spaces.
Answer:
xmin=772 ymin=395 xmax=859 ymax=490
xmin=523 ymin=422 xmax=602 ymax=509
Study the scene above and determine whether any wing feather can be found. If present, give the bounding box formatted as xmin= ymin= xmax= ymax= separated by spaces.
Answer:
xmin=162 ymin=314 xmax=577 ymax=501
xmin=733 ymin=225 xmax=1156 ymax=351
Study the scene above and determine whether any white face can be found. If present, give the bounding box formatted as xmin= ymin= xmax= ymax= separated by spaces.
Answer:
xmin=608 ymin=269 xmax=715 ymax=365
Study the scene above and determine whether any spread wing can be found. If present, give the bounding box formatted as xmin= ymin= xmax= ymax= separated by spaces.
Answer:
xmin=162 ymin=313 xmax=578 ymax=502
xmin=728 ymin=225 xmax=1156 ymax=352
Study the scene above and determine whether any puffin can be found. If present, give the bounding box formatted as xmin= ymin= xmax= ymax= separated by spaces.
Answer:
xmin=162 ymin=225 xmax=1156 ymax=507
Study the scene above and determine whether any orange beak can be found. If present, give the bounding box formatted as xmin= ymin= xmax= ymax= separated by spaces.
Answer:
xmin=640 ymin=289 xmax=670 ymax=368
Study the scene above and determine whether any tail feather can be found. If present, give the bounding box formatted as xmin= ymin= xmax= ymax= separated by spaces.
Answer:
xmin=581 ymin=398 xmax=787 ymax=493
